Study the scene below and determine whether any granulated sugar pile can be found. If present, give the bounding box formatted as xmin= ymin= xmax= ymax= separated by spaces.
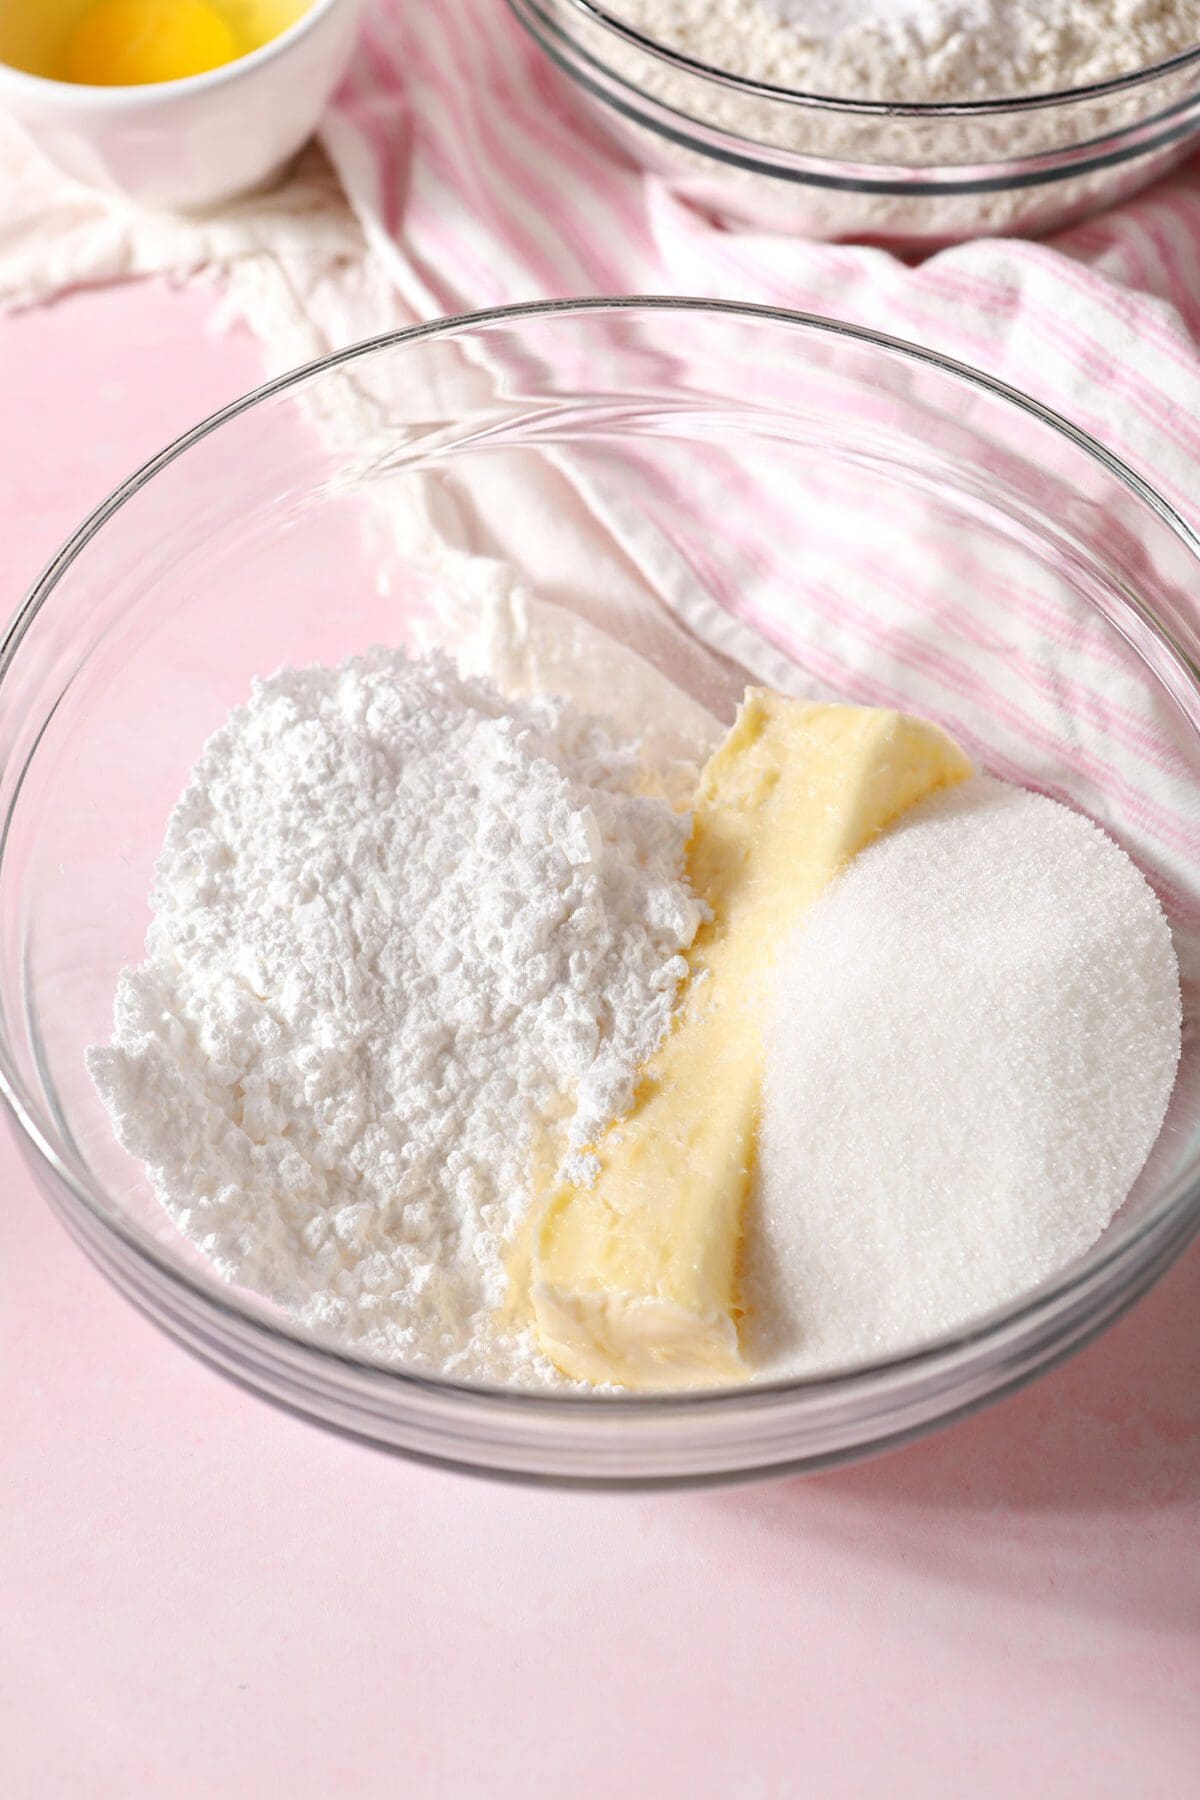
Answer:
xmin=610 ymin=0 xmax=1197 ymax=102
xmin=746 ymin=777 xmax=1182 ymax=1377
xmin=89 ymin=649 xmax=702 ymax=1384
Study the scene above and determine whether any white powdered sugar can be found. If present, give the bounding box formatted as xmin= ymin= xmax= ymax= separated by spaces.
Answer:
xmin=609 ymin=0 xmax=1197 ymax=103
xmin=88 ymin=649 xmax=701 ymax=1384
xmin=747 ymin=778 xmax=1181 ymax=1377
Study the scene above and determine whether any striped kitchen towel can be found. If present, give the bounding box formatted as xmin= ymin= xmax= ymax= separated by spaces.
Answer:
xmin=325 ymin=0 xmax=1200 ymax=536
xmin=2 ymin=0 xmax=1200 ymax=960
xmin=316 ymin=0 xmax=1200 ymax=958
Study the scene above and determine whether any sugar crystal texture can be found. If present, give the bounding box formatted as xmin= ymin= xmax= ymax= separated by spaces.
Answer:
xmin=747 ymin=777 xmax=1182 ymax=1376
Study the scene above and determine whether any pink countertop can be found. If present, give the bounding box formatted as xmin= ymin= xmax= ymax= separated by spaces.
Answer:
xmin=2 ymin=280 xmax=1199 ymax=1799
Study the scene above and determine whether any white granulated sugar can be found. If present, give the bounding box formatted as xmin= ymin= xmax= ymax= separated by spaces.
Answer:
xmin=746 ymin=777 xmax=1181 ymax=1377
xmin=89 ymin=648 xmax=702 ymax=1385
xmin=611 ymin=0 xmax=1197 ymax=102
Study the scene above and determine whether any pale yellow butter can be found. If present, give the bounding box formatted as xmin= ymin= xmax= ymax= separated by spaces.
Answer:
xmin=530 ymin=691 xmax=973 ymax=1390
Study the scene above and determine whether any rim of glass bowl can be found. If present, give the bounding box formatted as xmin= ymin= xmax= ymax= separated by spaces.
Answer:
xmin=5 ymin=297 xmax=1200 ymax=1461
xmin=540 ymin=0 xmax=1200 ymax=115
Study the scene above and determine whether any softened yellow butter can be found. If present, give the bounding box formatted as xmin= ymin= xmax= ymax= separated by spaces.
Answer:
xmin=530 ymin=691 xmax=973 ymax=1390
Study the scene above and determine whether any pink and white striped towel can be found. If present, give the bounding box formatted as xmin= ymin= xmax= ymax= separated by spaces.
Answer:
xmin=3 ymin=0 xmax=1200 ymax=960
xmin=311 ymin=0 xmax=1200 ymax=963
xmin=325 ymin=0 xmax=1200 ymax=536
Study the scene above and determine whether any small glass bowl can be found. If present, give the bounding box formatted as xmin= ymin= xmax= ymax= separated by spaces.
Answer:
xmin=507 ymin=0 xmax=1200 ymax=247
xmin=4 ymin=299 xmax=1200 ymax=1487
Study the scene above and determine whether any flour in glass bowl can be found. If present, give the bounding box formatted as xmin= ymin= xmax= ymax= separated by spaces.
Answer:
xmin=88 ymin=649 xmax=704 ymax=1386
xmin=608 ymin=0 xmax=1200 ymax=102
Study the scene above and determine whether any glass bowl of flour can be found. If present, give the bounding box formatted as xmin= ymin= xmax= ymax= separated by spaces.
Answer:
xmin=4 ymin=298 xmax=1200 ymax=1486
xmin=506 ymin=0 xmax=1200 ymax=246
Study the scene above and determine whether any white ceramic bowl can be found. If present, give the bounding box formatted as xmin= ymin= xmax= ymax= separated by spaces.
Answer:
xmin=0 ymin=0 xmax=365 ymax=208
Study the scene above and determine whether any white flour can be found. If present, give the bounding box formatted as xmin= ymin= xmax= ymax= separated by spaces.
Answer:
xmin=88 ymin=649 xmax=701 ymax=1384
xmin=610 ymin=0 xmax=1197 ymax=102
xmin=748 ymin=778 xmax=1181 ymax=1376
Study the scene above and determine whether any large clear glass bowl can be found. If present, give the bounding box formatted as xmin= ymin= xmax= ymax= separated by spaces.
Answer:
xmin=507 ymin=0 xmax=1200 ymax=246
xmin=4 ymin=299 xmax=1200 ymax=1487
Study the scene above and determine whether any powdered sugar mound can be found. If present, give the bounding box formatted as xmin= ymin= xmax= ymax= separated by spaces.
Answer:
xmin=88 ymin=649 xmax=701 ymax=1384
xmin=748 ymin=777 xmax=1181 ymax=1377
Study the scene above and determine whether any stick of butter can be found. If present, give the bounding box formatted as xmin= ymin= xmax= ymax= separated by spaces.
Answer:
xmin=530 ymin=691 xmax=973 ymax=1390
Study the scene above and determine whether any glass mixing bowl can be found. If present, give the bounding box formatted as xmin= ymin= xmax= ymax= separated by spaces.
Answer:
xmin=4 ymin=299 xmax=1200 ymax=1487
xmin=507 ymin=0 xmax=1200 ymax=246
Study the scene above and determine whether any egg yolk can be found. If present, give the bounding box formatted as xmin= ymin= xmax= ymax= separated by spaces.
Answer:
xmin=66 ymin=0 xmax=240 ymax=86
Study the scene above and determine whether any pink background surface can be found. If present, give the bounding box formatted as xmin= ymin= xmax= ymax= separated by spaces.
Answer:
xmin=2 ymin=280 xmax=1199 ymax=1798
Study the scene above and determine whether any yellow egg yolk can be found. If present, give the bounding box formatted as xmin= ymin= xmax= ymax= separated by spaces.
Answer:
xmin=66 ymin=0 xmax=240 ymax=86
